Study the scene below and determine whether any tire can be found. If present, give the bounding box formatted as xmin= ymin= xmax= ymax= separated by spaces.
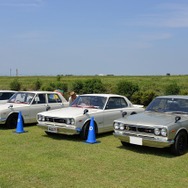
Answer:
xmin=6 ymin=113 xmax=19 ymax=129
xmin=171 ymin=131 xmax=188 ymax=156
xmin=80 ymin=121 xmax=98 ymax=140
xmin=80 ymin=122 xmax=90 ymax=140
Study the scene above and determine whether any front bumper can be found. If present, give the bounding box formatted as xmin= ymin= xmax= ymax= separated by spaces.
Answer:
xmin=37 ymin=123 xmax=81 ymax=135
xmin=113 ymin=131 xmax=174 ymax=148
xmin=0 ymin=117 xmax=6 ymax=124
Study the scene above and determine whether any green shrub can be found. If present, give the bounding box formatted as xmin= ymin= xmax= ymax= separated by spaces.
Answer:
xmin=140 ymin=90 xmax=156 ymax=106
xmin=10 ymin=79 xmax=21 ymax=91
xmin=33 ymin=78 xmax=42 ymax=90
xmin=116 ymin=80 xmax=139 ymax=99
xmin=164 ymin=82 xmax=180 ymax=95
xmin=82 ymin=78 xmax=106 ymax=94
xmin=71 ymin=80 xmax=84 ymax=94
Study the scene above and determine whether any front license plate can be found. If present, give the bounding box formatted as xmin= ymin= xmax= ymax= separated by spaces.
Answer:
xmin=48 ymin=126 xmax=57 ymax=133
xmin=129 ymin=136 xmax=142 ymax=145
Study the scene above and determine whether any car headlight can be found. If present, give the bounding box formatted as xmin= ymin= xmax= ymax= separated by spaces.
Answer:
xmin=154 ymin=128 xmax=160 ymax=136
xmin=161 ymin=128 xmax=167 ymax=137
xmin=114 ymin=122 xmax=120 ymax=130
xmin=154 ymin=128 xmax=167 ymax=137
xmin=38 ymin=115 xmax=45 ymax=121
xmin=67 ymin=118 xmax=75 ymax=125
xmin=119 ymin=123 xmax=125 ymax=130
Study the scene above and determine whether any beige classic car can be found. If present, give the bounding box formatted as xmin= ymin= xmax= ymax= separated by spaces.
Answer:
xmin=37 ymin=94 xmax=144 ymax=139
xmin=113 ymin=95 xmax=188 ymax=156
xmin=0 ymin=91 xmax=69 ymax=128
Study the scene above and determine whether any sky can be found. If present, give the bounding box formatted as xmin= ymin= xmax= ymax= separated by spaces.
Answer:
xmin=0 ymin=0 xmax=188 ymax=76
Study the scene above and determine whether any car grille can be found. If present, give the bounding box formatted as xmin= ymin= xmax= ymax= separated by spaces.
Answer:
xmin=45 ymin=116 xmax=66 ymax=123
xmin=124 ymin=124 xmax=154 ymax=134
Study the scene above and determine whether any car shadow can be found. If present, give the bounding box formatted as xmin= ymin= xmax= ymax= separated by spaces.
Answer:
xmin=42 ymin=131 xmax=113 ymax=142
xmin=117 ymin=144 xmax=177 ymax=158
xmin=42 ymin=132 xmax=84 ymax=142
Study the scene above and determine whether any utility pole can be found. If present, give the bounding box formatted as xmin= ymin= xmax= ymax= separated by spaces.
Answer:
xmin=16 ymin=69 xmax=18 ymax=76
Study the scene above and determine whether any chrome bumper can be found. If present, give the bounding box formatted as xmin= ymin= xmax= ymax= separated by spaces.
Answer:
xmin=37 ymin=123 xmax=81 ymax=135
xmin=113 ymin=131 xmax=174 ymax=148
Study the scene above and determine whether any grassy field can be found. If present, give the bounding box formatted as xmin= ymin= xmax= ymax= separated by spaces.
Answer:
xmin=0 ymin=125 xmax=188 ymax=188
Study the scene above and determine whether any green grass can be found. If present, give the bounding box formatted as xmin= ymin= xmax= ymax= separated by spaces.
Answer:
xmin=0 ymin=125 xmax=188 ymax=188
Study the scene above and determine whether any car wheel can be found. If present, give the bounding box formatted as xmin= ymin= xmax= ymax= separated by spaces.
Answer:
xmin=80 ymin=122 xmax=90 ymax=140
xmin=171 ymin=131 xmax=187 ymax=156
xmin=80 ymin=121 xmax=98 ymax=140
xmin=6 ymin=113 xmax=19 ymax=129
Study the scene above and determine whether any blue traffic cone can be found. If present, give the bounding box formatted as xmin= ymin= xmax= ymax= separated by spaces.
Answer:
xmin=86 ymin=117 xmax=97 ymax=144
xmin=15 ymin=111 xmax=25 ymax=133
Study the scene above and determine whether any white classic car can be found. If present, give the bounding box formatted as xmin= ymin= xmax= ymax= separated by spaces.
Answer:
xmin=37 ymin=94 xmax=144 ymax=139
xmin=0 ymin=91 xmax=69 ymax=128
xmin=0 ymin=90 xmax=16 ymax=104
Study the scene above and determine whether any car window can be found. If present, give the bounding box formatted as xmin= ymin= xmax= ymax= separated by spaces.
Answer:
xmin=33 ymin=94 xmax=46 ymax=104
xmin=8 ymin=92 xmax=35 ymax=104
xmin=47 ymin=93 xmax=62 ymax=103
xmin=146 ymin=98 xmax=188 ymax=113
xmin=0 ymin=92 xmax=14 ymax=100
xmin=71 ymin=96 xmax=107 ymax=109
xmin=105 ymin=97 xmax=128 ymax=109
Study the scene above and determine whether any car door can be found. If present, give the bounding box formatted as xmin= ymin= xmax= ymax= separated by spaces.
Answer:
xmin=102 ymin=97 xmax=128 ymax=132
xmin=24 ymin=93 xmax=48 ymax=123
xmin=46 ymin=93 xmax=65 ymax=110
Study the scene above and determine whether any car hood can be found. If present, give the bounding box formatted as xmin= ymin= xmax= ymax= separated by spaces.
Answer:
xmin=116 ymin=111 xmax=186 ymax=126
xmin=38 ymin=107 xmax=101 ymax=118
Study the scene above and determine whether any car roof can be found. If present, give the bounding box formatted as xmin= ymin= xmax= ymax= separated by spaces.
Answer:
xmin=156 ymin=95 xmax=188 ymax=100
xmin=0 ymin=90 xmax=16 ymax=92
xmin=16 ymin=91 xmax=59 ymax=94
xmin=79 ymin=93 xmax=126 ymax=98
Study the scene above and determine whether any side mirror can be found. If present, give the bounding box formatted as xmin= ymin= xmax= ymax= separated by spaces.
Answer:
xmin=122 ymin=111 xmax=127 ymax=117
xmin=175 ymin=116 xmax=181 ymax=123
xmin=83 ymin=109 xmax=89 ymax=114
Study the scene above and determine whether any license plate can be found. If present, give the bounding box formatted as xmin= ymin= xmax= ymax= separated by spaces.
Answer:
xmin=48 ymin=126 xmax=57 ymax=133
xmin=129 ymin=136 xmax=142 ymax=145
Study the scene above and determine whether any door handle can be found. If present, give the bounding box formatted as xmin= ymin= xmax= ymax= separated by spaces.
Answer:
xmin=46 ymin=105 xmax=51 ymax=111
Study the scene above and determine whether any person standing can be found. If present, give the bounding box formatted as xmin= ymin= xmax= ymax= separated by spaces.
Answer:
xmin=68 ymin=91 xmax=78 ymax=105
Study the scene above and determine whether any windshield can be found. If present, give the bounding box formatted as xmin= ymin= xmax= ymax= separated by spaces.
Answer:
xmin=8 ymin=92 xmax=35 ymax=104
xmin=71 ymin=95 xmax=107 ymax=109
xmin=146 ymin=97 xmax=188 ymax=113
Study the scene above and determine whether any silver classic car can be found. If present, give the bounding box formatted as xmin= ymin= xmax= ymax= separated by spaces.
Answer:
xmin=37 ymin=94 xmax=144 ymax=139
xmin=113 ymin=95 xmax=188 ymax=156
xmin=0 ymin=91 xmax=69 ymax=128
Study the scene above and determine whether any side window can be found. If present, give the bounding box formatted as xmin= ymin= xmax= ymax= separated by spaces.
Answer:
xmin=33 ymin=94 xmax=46 ymax=104
xmin=120 ymin=98 xmax=128 ymax=108
xmin=48 ymin=94 xmax=62 ymax=103
xmin=105 ymin=97 xmax=128 ymax=109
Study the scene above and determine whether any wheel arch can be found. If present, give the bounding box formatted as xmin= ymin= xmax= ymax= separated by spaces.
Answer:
xmin=174 ymin=128 xmax=188 ymax=144
xmin=83 ymin=118 xmax=98 ymax=134
xmin=5 ymin=112 xmax=25 ymax=128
